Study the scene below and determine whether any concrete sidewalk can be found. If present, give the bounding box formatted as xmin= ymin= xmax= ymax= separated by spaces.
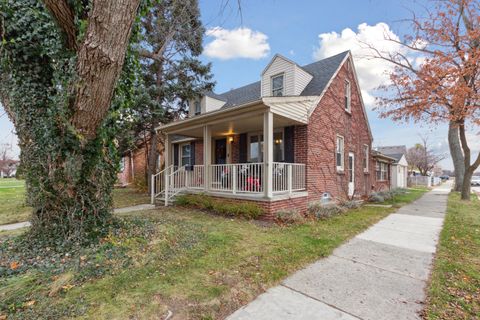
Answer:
xmin=227 ymin=184 xmax=450 ymax=320
xmin=0 ymin=204 xmax=156 ymax=232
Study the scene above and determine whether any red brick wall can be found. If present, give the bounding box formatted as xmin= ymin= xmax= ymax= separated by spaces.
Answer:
xmin=117 ymin=146 xmax=148 ymax=185
xmin=195 ymin=140 xmax=203 ymax=165
xmin=294 ymin=125 xmax=308 ymax=165
xmin=304 ymin=57 xmax=373 ymax=201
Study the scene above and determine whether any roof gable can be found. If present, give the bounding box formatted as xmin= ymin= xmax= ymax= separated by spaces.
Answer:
xmin=206 ymin=51 xmax=350 ymax=109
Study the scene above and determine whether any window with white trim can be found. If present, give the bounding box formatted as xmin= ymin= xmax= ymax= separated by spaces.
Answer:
xmin=344 ymin=80 xmax=351 ymax=112
xmin=271 ymin=74 xmax=284 ymax=96
xmin=376 ymin=161 xmax=388 ymax=181
xmin=180 ymin=144 xmax=191 ymax=166
xmin=194 ymin=99 xmax=201 ymax=115
xmin=248 ymin=130 xmax=285 ymax=162
xmin=336 ymin=135 xmax=344 ymax=170
xmin=363 ymin=145 xmax=369 ymax=172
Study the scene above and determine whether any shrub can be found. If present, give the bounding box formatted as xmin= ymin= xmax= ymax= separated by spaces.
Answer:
xmin=340 ymin=200 xmax=361 ymax=209
xmin=307 ymin=201 xmax=346 ymax=220
xmin=369 ymin=192 xmax=385 ymax=203
xmin=275 ymin=209 xmax=304 ymax=224
xmin=175 ymin=194 xmax=263 ymax=219
xmin=390 ymin=188 xmax=408 ymax=196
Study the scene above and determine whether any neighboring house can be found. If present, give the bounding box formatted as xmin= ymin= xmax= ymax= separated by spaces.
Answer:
xmin=377 ymin=145 xmax=409 ymax=188
xmin=371 ymin=150 xmax=395 ymax=191
xmin=153 ymin=51 xmax=374 ymax=218
xmin=117 ymin=135 xmax=164 ymax=187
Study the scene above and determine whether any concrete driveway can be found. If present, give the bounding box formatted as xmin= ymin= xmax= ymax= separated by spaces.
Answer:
xmin=227 ymin=183 xmax=450 ymax=320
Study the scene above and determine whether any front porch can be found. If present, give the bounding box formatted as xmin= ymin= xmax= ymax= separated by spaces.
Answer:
xmin=151 ymin=162 xmax=306 ymax=205
xmin=152 ymin=99 xmax=313 ymax=205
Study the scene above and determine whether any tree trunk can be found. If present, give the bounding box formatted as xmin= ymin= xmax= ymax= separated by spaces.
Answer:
xmin=71 ymin=0 xmax=140 ymax=140
xmin=448 ymin=121 xmax=465 ymax=191
xmin=26 ymin=0 xmax=140 ymax=242
xmin=461 ymin=168 xmax=473 ymax=200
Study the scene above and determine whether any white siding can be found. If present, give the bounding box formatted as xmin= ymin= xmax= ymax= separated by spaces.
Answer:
xmin=294 ymin=64 xmax=313 ymax=95
xmin=205 ymin=96 xmax=225 ymax=113
xmin=261 ymin=55 xmax=312 ymax=97
xmin=188 ymin=96 xmax=225 ymax=116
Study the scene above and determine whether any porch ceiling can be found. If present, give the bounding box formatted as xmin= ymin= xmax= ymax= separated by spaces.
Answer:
xmin=157 ymin=96 xmax=319 ymax=139
xmin=168 ymin=113 xmax=300 ymax=138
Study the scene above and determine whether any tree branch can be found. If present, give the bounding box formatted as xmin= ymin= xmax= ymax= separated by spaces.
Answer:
xmin=43 ymin=0 xmax=78 ymax=50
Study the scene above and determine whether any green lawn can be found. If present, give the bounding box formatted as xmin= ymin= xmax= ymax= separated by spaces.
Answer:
xmin=0 ymin=179 xmax=30 ymax=225
xmin=0 ymin=188 xmax=428 ymax=319
xmin=0 ymin=179 xmax=150 ymax=225
xmin=424 ymin=193 xmax=480 ymax=319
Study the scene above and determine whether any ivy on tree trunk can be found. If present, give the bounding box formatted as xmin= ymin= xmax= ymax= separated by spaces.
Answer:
xmin=0 ymin=0 xmax=141 ymax=243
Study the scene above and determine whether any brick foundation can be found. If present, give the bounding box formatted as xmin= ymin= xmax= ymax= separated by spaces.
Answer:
xmin=206 ymin=194 xmax=308 ymax=220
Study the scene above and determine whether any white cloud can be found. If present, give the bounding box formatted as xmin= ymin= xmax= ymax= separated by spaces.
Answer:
xmin=313 ymin=22 xmax=408 ymax=108
xmin=204 ymin=27 xmax=270 ymax=60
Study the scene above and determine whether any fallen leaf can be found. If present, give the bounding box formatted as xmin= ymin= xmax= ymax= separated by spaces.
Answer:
xmin=10 ymin=261 xmax=19 ymax=270
xmin=24 ymin=300 xmax=36 ymax=307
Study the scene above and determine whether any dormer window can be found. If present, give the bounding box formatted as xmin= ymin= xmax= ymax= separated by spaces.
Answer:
xmin=194 ymin=99 xmax=201 ymax=115
xmin=272 ymin=74 xmax=284 ymax=96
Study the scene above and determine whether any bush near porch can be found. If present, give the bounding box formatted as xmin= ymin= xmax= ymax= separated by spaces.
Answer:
xmin=175 ymin=194 xmax=264 ymax=219
xmin=0 ymin=187 xmax=428 ymax=319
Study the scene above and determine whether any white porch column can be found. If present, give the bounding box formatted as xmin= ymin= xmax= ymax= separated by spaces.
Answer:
xmin=203 ymin=125 xmax=211 ymax=191
xmin=164 ymin=134 xmax=170 ymax=206
xmin=263 ymin=110 xmax=273 ymax=198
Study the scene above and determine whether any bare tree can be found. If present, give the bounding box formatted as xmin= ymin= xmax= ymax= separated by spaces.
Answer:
xmin=407 ymin=135 xmax=445 ymax=176
xmin=0 ymin=145 xmax=17 ymax=177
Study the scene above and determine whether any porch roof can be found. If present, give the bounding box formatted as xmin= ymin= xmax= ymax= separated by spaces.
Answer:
xmin=155 ymin=96 xmax=319 ymax=138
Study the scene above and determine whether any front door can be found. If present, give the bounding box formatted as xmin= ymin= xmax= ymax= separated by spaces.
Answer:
xmin=215 ymin=138 xmax=227 ymax=164
xmin=348 ymin=152 xmax=355 ymax=197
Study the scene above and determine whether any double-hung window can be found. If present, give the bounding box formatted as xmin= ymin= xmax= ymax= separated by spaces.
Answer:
xmin=181 ymin=144 xmax=191 ymax=166
xmin=249 ymin=134 xmax=263 ymax=162
xmin=376 ymin=161 xmax=388 ymax=181
xmin=272 ymin=74 xmax=284 ymax=96
xmin=345 ymin=80 xmax=351 ymax=112
xmin=336 ymin=135 xmax=345 ymax=171
xmin=248 ymin=130 xmax=285 ymax=162
xmin=194 ymin=99 xmax=201 ymax=115
xmin=363 ymin=145 xmax=369 ymax=172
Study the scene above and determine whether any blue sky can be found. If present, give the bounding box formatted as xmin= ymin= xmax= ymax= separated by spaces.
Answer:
xmin=1 ymin=0 xmax=478 ymax=169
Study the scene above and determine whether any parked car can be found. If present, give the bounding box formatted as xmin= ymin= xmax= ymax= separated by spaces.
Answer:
xmin=471 ymin=177 xmax=480 ymax=186
xmin=439 ymin=175 xmax=450 ymax=181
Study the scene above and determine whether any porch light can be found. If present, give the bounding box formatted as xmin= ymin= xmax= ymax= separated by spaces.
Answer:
xmin=275 ymin=139 xmax=282 ymax=144
xmin=228 ymin=136 xmax=234 ymax=143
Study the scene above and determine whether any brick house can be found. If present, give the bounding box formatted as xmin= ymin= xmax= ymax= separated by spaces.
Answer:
xmin=117 ymin=135 xmax=164 ymax=187
xmin=371 ymin=150 xmax=395 ymax=192
xmin=153 ymin=51 xmax=377 ymax=217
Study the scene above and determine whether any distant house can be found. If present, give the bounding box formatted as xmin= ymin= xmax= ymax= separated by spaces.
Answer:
xmin=371 ymin=150 xmax=395 ymax=191
xmin=152 ymin=51 xmax=376 ymax=218
xmin=377 ymin=146 xmax=409 ymax=188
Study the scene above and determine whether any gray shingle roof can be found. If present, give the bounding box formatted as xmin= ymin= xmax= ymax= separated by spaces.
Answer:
xmin=204 ymin=51 xmax=350 ymax=109
xmin=377 ymin=146 xmax=407 ymax=164
xmin=377 ymin=146 xmax=407 ymax=155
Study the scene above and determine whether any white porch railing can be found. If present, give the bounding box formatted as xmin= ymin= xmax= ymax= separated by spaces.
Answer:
xmin=152 ymin=162 xmax=306 ymax=204
xmin=210 ymin=162 xmax=264 ymax=194
xmin=272 ymin=162 xmax=306 ymax=193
